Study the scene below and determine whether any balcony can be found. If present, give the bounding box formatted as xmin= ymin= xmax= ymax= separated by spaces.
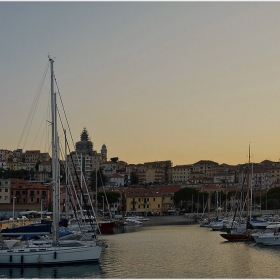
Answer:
xmin=131 ymin=201 xmax=137 ymax=205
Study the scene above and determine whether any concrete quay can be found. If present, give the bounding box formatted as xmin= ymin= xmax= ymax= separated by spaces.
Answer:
xmin=140 ymin=215 xmax=196 ymax=227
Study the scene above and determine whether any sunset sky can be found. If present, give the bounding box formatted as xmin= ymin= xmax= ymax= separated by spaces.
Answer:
xmin=1 ymin=2 xmax=280 ymax=166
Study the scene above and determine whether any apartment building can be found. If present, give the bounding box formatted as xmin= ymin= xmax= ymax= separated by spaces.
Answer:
xmin=116 ymin=161 xmax=127 ymax=172
xmin=10 ymin=179 xmax=51 ymax=208
xmin=0 ymin=149 xmax=12 ymax=162
xmin=144 ymin=160 xmax=172 ymax=169
xmin=192 ymin=160 xmax=219 ymax=175
xmin=101 ymin=161 xmax=117 ymax=177
xmin=38 ymin=161 xmax=52 ymax=173
xmin=123 ymin=185 xmax=180 ymax=215
xmin=145 ymin=168 xmax=165 ymax=183
xmin=0 ymin=179 xmax=11 ymax=203
xmin=124 ymin=188 xmax=163 ymax=215
xmin=171 ymin=165 xmax=192 ymax=183
xmin=109 ymin=173 xmax=125 ymax=187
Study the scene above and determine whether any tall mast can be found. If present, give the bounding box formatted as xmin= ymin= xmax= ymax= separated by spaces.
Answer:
xmin=96 ymin=165 xmax=98 ymax=213
xmin=50 ymin=57 xmax=59 ymax=242
xmin=64 ymin=129 xmax=69 ymax=220
xmin=246 ymin=144 xmax=251 ymax=226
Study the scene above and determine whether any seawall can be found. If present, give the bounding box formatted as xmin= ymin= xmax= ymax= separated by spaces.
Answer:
xmin=140 ymin=215 xmax=196 ymax=227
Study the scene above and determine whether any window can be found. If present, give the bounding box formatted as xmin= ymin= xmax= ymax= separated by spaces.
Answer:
xmin=153 ymin=198 xmax=156 ymax=202
xmin=138 ymin=205 xmax=140 ymax=209
xmin=5 ymin=189 xmax=8 ymax=192
xmin=158 ymin=204 xmax=161 ymax=208
xmin=4 ymin=196 xmax=7 ymax=200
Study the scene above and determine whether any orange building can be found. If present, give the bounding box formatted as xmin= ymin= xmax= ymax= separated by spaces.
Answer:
xmin=10 ymin=179 xmax=51 ymax=209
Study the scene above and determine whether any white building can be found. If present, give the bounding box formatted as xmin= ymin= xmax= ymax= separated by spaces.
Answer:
xmin=109 ymin=173 xmax=125 ymax=187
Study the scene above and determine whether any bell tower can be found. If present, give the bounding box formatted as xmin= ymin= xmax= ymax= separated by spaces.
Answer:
xmin=101 ymin=144 xmax=107 ymax=162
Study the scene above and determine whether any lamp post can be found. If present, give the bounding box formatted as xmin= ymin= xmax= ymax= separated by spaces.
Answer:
xmin=12 ymin=197 xmax=16 ymax=228
xmin=41 ymin=198 xmax=45 ymax=219
xmin=266 ymin=187 xmax=268 ymax=211
xmin=102 ymin=196 xmax=104 ymax=219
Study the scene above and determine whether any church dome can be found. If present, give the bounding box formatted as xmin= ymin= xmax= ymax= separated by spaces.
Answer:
xmin=75 ymin=128 xmax=93 ymax=154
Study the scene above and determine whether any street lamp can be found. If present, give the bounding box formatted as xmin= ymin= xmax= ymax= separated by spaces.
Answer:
xmin=12 ymin=197 xmax=16 ymax=228
xmin=102 ymin=196 xmax=104 ymax=219
xmin=41 ymin=198 xmax=45 ymax=219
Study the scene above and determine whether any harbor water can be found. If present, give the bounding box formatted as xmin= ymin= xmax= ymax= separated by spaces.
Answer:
xmin=1 ymin=223 xmax=280 ymax=278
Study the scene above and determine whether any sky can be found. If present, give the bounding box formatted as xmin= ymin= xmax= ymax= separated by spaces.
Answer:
xmin=1 ymin=1 xmax=280 ymax=166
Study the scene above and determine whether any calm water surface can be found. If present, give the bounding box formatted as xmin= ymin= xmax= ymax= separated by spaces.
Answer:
xmin=1 ymin=224 xmax=280 ymax=278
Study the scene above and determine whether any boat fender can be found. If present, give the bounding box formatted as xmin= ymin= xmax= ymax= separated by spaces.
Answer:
xmin=38 ymin=255 xmax=42 ymax=263
xmin=9 ymin=255 xmax=12 ymax=263
xmin=21 ymin=255 xmax=24 ymax=264
xmin=54 ymin=252 xmax=57 ymax=259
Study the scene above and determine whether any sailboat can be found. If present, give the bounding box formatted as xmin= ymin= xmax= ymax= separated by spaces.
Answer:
xmin=0 ymin=57 xmax=105 ymax=265
xmin=220 ymin=146 xmax=253 ymax=242
xmin=94 ymin=168 xmax=115 ymax=232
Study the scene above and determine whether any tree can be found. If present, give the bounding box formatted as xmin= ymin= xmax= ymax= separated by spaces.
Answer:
xmin=35 ymin=161 xmax=41 ymax=172
xmin=173 ymin=187 xmax=199 ymax=212
xmin=97 ymin=191 xmax=120 ymax=205
xmin=130 ymin=172 xmax=139 ymax=185
xmin=110 ymin=157 xmax=118 ymax=163
xmin=0 ymin=169 xmax=30 ymax=180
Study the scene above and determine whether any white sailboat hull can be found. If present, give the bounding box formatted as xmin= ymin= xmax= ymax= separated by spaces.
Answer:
xmin=0 ymin=244 xmax=103 ymax=265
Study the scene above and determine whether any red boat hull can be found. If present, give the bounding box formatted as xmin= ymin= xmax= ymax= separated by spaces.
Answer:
xmin=220 ymin=233 xmax=252 ymax=241
xmin=99 ymin=221 xmax=115 ymax=230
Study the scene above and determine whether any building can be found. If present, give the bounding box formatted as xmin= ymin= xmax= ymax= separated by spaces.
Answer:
xmin=0 ymin=149 xmax=12 ymax=162
xmin=192 ymin=160 xmax=219 ymax=175
xmin=67 ymin=128 xmax=105 ymax=183
xmin=145 ymin=168 xmax=165 ymax=184
xmin=0 ymin=179 xmax=11 ymax=203
xmin=171 ymin=165 xmax=192 ymax=183
xmin=123 ymin=185 xmax=180 ymax=216
xmin=101 ymin=161 xmax=117 ymax=177
xmin=110 ymin=173 xmax=125 ymax=187
xmin=10 ymin=179 xmax=51 ymax=209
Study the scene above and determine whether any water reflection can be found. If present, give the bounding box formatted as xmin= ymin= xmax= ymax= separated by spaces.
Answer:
xmin=0 ymin=263 xmax=102 ymax=279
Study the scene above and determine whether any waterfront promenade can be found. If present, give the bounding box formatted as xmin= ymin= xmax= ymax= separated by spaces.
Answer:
xmin=140 ymin=215 xmax=196 ymax=226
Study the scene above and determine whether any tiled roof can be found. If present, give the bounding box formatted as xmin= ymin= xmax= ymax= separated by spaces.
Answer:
xmin=25 ymin=150 xmax=40 ymax=154
xmin=125 ymin=188 xmax=162 ymax=197
xmin=173 ymin=165 xmax=192 ymax=169
xmin=194 ymin=160 xmax=219 ymax=165
xmin=111 ymin=174 xmax=124 ymax=178
xmin=10 ymin=178 xmax=49 ymax=189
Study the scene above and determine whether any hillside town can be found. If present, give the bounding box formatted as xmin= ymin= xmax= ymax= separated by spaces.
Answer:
xmin=1 ymin=128 xmax=280 ymax=217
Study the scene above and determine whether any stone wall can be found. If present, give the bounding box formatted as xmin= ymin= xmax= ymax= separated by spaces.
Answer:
xmin=0 ymin=203 xmax=42 ymax=212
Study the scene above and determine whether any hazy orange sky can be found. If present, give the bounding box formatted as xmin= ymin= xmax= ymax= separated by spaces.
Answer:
xmin=1 ymin=2 xmax=280 ymax=166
